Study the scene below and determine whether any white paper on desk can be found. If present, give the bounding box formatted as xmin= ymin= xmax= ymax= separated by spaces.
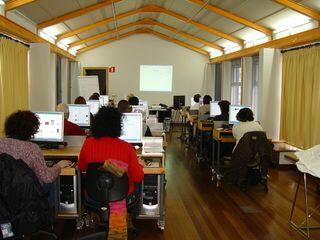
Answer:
xmin=295 ymin=145 xmax=320 ymax=178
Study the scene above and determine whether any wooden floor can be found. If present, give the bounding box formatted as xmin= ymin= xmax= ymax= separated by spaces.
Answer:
xmin=50 ymin=130 xmax=320 ymax=239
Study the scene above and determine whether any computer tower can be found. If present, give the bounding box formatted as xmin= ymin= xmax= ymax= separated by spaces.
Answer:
xmin=58 ymin=176 xmax=78 ymax=214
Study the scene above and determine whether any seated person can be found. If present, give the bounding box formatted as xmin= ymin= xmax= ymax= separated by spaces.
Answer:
xmin=199 ymin=95 xmax=212 ymax=115
xmin=0 ymin=111 xmax=71 ymax=203
xmin=212 ymin=100 xmax=230 ymax=121
xmin=74 ymin=96 xmax=86 ymax=104
xmin=117 ymin=99 xmax=132 ymax=113
xmin=56 ymin=103 xmax=86 ymax=136
xmin=89 ymin=92 xmax=100 ymax=100
xmin=127 ymin=97 xmax=152 ymax=136
xmin=232 ymin=108 xmax=263 ymax=146
xmin=78 ymin=107 xmax=144 ymax=238
xmin=190 ymin=94 xmax=201 ymax=110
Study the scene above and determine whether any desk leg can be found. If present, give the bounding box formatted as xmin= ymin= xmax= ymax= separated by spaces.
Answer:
xmin=217 ymin=141 xmax=222 ymax=181
xmin=211 ymin=139 xmax=216 ymax=181
xmin=157 ymin=174 xmax=165 ymax=230
xmin=303 ymin=173 xmax=310 ymax=238
xmin=289 ymin=175 xmax=301 ymax=222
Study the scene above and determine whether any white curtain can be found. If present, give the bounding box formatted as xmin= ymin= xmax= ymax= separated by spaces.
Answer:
xmin=242 ymin=57 xmax=253 ymax=106
xmin=201 ymin=63 xmax=215 ymax=98
xmin=222 ymin=61 xmax=231 ymax=101
xmin=70 ymin=61 xmax=82 ymax=103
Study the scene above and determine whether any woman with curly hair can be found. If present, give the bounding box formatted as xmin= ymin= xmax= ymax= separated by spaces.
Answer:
xmin=0 ymin=110 xmax=71 ymax=184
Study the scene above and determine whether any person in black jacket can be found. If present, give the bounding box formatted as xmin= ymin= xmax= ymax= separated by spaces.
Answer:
xmin=212 ymin=100 xmax=230 ymax=121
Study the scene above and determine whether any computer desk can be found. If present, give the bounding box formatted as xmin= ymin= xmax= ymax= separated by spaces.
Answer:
xmin=196 ymin=121 xmax=214 ymax=162
xmin=211 ymin=129 xmax=236 ymax=184
xmin=43 ymin=146 xmax=166 ymax=230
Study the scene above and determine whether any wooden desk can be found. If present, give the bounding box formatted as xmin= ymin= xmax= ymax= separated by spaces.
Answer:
xmin=195 ymin=121 xmax=214 ymax=162
xmin=212 ymin=129 xmax=236 ymax=143
xmin=197 ymin=121 xmax=214 ymax=131
xmin=187 ymin=113 xmax=198 ymax=124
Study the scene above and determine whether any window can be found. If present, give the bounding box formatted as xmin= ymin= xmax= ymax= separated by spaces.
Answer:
xmin=56 ymin=55 xmax=62 ymax=104
xmin=214 ymin=63 xmax=222 ymax=101
xmin=252 ymin=56 xmax=259 ymax=118
xmin=231 ymin=59 xmax=242 ymax=105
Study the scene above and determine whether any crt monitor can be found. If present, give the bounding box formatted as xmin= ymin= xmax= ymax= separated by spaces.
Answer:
xmin=32 ymin=112 xmax=64 ymax=142
xmin=229 ymin=105 xmax=251 ymax=125
xmin=139 ymin=99 xmax=148 ymax=107
xmin=210 ymin=101 xmax=221 ymax=117
xmin=120 ymin=113 xmax=143 ymax=143
xmin=132 ymin=105 xmax=149 ymax=120
xmin=173 ymin=95 xmax=185 ymax=109
xmin=99 ymin=95 xmax=109 ymax=107
xmin=87 ymin=100 xmax=100 ymax=115
xmin=68 ymin=104 xmax=90 ymax=127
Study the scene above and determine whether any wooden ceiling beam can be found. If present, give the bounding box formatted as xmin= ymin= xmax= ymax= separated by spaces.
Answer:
xmin=57 ymin=5 xmax=243 ymax=45
xmin=0 ymin=15 xmax=75 ymax=60
xmin=188 ymin=0 xmax=273 ymax=36
xmin=77 ymin=29 xmax=147 ymax=54
xmin=272 ymin=0 xmax=320 ymax=21
xmin=4 ymin=0 xmax=37 ymax=12
xmin=145 ymin=28 xmax=210 ymax=56
xmin=69 ymin=18 xmax=223 ymax=52
xmin=38 ymin=0 xmax=123 ymax=29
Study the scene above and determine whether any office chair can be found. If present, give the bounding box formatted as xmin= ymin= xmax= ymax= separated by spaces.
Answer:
xmin=0 ymin=153 xmax=57 ymax=240
xmin=224 ymin=131 xmax=274 ymax=192
xmin=79 ymin=162 xmax=129 ymax=240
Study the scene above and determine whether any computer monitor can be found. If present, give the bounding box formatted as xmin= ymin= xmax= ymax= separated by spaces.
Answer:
xmin=99 ymin=95 xmax=109 ymax=107
xmin=139 ymin=99 xmax=148 ymax=107
xmin=87 ymin=100 xmax=100 ymax=115
xmin=120 ymin=113 xmax=143 ymax=143
xmin=32 ymin=112 xmax=64 ymax=142
xmin=173 ymin=95 xmax=185 ymax=109
xmin=210 ymin=101 xmax=221 ymax=117
xmin=132 ymin=105 xmax=149 ymax=121
xmin=68 ymin=104 xmax=90 ymax=127
xmin=229 ymin=105 xmax=251 ymax=125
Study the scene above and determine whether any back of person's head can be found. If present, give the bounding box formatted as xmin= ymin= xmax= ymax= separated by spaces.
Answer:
xmin=74 ymin=96 xmax=86 ymax=104
xmin=91 ymin=106 xmax=122 ymax=139
xmin=128 ymin=96 xmax=139 ymax=106
xmin=56 ymin=103 xmax=69 ymax=119
xmin=117 ymin=100 xmax=131 ymax=113
xmin=5 ymin=110 xmax=40 ymax=141
xmin=126 ymin=93 xmax=134 ymax=101
xmin=203 ymin=95 xmax=212 ymax=105
xmin=236 ymin=108 xmax=254 ymax=122
xmin=218 ymin=100 xmax=230 ymax=114
xmin=193 ymin=94 xmax=201 ymax=103
xmin=89 ymin=92 xmax=100 ymax=100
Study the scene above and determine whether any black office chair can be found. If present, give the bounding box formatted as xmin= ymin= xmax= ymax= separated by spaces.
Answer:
xmin=79 ymin=162 xmax=129 ymax=240
xmin=224 ymin=131 xmax=274 ymax=191
xmin=0 ymin=153 xmax=57 ymax=240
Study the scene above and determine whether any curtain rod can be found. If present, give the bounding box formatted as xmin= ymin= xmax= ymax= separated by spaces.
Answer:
xmin=281 ymin=41 xmax=320 ymax=53
xmin=0 ymin=33 xmax=29 ymax=48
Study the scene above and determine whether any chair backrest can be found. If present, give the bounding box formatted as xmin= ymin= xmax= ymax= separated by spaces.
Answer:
xmin=0 ymin=153 xmax=51 ymax=237
xmin=86 ymin=162 xmax=129 ymax=204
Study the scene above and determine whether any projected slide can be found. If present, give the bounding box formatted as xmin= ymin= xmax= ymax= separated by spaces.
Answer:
xmin=140 ymin=65 xmax=173 ymax=92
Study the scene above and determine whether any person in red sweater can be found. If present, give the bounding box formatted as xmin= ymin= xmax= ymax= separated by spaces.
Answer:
xmin=56 ymin=103 xmax=86 ymax=136
xmin=78 ymin=106 xmax=144 ymax=194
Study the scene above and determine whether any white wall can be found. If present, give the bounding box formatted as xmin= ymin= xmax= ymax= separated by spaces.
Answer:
xmin=29 ymin=43 xmax=55 ymax=111
xmin=77 ymin=34 xmax=208 ymax=106
xmin=258 ymin=48 xmax=282 ymax=140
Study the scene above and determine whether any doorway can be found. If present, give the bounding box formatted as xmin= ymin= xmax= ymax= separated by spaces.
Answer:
xmin=83 ymin=67 xmax=109 ymax=95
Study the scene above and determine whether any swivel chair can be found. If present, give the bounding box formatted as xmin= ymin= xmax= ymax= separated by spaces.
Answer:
xmin=79 ymin=162 xmax=129 ymax=240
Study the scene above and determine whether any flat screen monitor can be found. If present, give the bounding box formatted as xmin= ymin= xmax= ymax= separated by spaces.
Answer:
xmin=120 ymin=113 xmax=143 ymax=143
xmin=139 ymin=99 xmax=148 ymax=107
xmin=173 ymin=95 xmax=185 ymax=109
xmin=132 ymin=105 xmax=149 ymax=120
xmin=229 ymin=105 xmax=251 ymax=125
xmin=99 ymin=95 xmax=109 ymax=107
xmin=33 ymin=112 xmax=64 ymax=142
xmin=210 ymin=101 xmax=221 ymax=117
xmin=87 ymin=100 xmax=100 ymax=115
xmin=68 ymin=104 xmax=90 ymax=127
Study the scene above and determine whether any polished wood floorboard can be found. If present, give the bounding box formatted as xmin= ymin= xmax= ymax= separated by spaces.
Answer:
xmin=48 ymin=131 xmax=320 ymax=239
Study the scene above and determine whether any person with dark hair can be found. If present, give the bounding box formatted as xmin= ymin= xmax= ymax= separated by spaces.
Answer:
xmin=89 ymin=92 xmax=100 ymax=100
xmin=128 ymin=96 xmax=139 ymax=106
xmin=117 ymin=99 xmax=132 ymax=113
xmin=0 ymin=110 xmax=71 ymax=184
xmin=213 ymin=100 xmax=231 ymax=121
xmin=78 ymin=106 xmax=144 ymax=191
xmin=199 ymin=95 xmax=212 ymax=115
xmin=191 ymin=94 xmax=201 ymax=110
xmin=74 ymin=96 xmax=87 ymax=104
xmin=232 ymin=108 xmax=263 ymax=145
